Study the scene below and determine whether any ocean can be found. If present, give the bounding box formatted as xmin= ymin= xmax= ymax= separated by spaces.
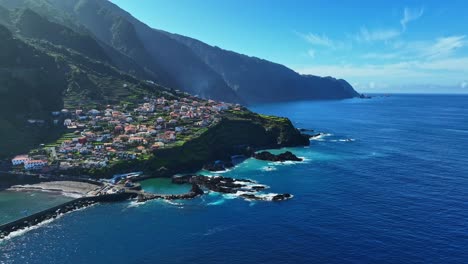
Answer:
xmin=1 ymin=94 xmax=467 ymax=263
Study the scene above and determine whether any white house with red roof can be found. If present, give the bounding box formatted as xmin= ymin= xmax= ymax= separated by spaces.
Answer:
xmin=24 ymin=160 xmax=48 ymax=170
xmin=12 ymin=155 xmax=31 ymax=166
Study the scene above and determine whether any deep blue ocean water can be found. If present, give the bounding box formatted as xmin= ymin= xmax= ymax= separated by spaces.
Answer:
xmin=1 ymin=94 xmax=468 ymax=263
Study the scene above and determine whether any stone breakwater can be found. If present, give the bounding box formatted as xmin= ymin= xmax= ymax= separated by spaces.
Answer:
xmin=0 ymin=174 xmax=293 ymax=239
xmin=0 ymin=193 xmax=134 ymax=240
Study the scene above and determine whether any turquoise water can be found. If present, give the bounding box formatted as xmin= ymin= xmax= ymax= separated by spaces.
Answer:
xmin=140 ymin=178 xmax=192 ymax=195
xmin=1 ymin=95 xmax=468 ymax=263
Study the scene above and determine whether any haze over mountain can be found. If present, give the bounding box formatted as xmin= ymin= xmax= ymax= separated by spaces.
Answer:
xmin=0 ymin=0 xmax=359 ymax=104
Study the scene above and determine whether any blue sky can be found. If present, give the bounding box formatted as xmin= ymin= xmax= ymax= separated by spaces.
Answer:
xmin=111 ymin=0 xmax=468 ymax=93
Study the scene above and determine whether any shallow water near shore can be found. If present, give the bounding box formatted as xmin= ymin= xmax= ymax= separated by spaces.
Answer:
xmin=140 ymin=178 xmax=192 ymax=195
xmin=1 ymin=94 xmax=468 ymax=263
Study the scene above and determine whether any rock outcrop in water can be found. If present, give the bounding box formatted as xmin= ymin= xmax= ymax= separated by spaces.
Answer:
xmin=254 ymin=151 xmax=303 ymax=162
xmin=172 ymin=175 xmax=292 ymax=201
xmin=203 ymin=161 xmax=234 ymax=172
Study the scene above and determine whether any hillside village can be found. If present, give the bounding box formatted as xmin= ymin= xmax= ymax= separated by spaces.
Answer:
xmin=11 ymin=95 xmax=240 ymax=173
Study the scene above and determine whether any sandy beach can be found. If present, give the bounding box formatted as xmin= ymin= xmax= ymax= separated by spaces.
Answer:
xmin=7 ymin=181 xmax=101 ymax=198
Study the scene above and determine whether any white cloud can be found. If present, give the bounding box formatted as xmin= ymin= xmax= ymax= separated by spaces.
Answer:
xmin=400 ymin=7 xmax=424 ymax=31
xmin=361 ymin=52 xmax=400 ymax=60
xmin=295 ymin=56 xmax=468 ymax=85
xmin=357 ymin=35 xmax=467 ymax=62
xmin=295 ymin=7 xmax=467 ymax=92
xmin=422 ymin=35 xmax=466 ymax=59
xmin=356 ymin=27 xmax=401 ymax=42
xmin=300 ymin=33 xmax=335 ymax=48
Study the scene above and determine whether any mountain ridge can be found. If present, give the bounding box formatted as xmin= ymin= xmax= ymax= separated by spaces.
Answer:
xmin=169 ymin=33 xmax=359 ymax=103
xmin=0 ymin=0 xmax=359 ymax=104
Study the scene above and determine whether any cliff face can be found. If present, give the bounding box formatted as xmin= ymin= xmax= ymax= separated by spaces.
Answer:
xmin=148 ymin=112 xmax=309 ymax=173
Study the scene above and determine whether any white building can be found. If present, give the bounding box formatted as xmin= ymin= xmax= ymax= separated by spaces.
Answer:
xmin=64 ymin=119 xmax=73 ymax=126
xmin=24 ymin=160 xmax=48 ymax=170
xmin=12 ymin=155 xmax=30 ymax=166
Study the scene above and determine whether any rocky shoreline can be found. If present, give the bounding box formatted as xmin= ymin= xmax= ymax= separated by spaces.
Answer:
xmin=0 ymin=171 xmax=294 ymax=240
xmin=172 ymin=174 xmax=293 ymax=201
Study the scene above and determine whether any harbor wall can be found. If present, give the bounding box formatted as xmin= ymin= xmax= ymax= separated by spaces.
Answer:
xmin=0 ymin=192 xmax=136 ymax=239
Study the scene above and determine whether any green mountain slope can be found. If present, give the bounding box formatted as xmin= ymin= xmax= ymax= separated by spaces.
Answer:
xmin=0 ymin=23 xmax=169 ymax=157
xmin=43 ymin=0 xmax=242 ymax=103
xmin=15 ymin=8 xmax=110 ymax=62
xmin=0 ymin=0 xmax=358 ymax=104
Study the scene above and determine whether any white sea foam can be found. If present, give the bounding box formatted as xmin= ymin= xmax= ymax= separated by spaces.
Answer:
xmin=222 ymin=194 xmax=236 ymax=200
xmin=309 ymin=133 xmax=333 ymax=141
xmin=126 ymin=200 xmax=146 ymax=208
xmin=163 ymin=200 xmax=184 ymax=207
xmin=268 ymin=160 xmax=301 ymax=166
xmin=338 ymin=138 xmax=355 ymax=142
xmin=0 ymin=204 xmax=94 ymax=242
xmin=208 ymin=191 xmax=221 ymax=196
xmin=261 ymin=166 xmax=277 ymax=171
xmin=1 ymin=217 xmax=57 ymax=242
xmin=207 ymin=199 xmax=225 ymax=206
xmin=204 ymin=167 xmax=233 ymax=174
xmin=254 ymin=193 xmax=294 ymax=201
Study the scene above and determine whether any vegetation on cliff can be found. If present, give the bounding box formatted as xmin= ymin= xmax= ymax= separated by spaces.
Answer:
xmin=67 ymin=109 xmax=309 ymax=178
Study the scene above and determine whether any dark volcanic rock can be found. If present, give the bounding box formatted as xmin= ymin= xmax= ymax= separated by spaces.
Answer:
xmin=203 ymin=162 xmax=225 ymax=172
xmin=190 ymin=183 xmax=204 ymax=196
xmin=203 ymin=161 xmax=235 ymax=172
xmin=310 ymin=133 xmax=323 ymax=138
xmin=171 ymin=175 xmax=291 ymax=202
xmin=171 ymin=175 xmax=192 ymax=184
xmin=272 ymin=193 xmax=292 ymax=201
xmin=254 ymin=151 xmax=302 ymax=162
xmin=240 ymin=193 xmax=293 ymax=201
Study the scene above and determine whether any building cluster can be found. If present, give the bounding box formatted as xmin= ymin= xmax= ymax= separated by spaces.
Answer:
xmin=13 ymin=96 xmax=238 ymax=172
xmin=11 ymin=155 xmax=48 ymax=171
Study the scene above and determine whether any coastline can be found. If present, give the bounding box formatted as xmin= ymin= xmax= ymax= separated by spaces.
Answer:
xmin=0 ymin=147 xmax=304 ymax=240
xmin=0 ymin=119 xmax=312 ymax=240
